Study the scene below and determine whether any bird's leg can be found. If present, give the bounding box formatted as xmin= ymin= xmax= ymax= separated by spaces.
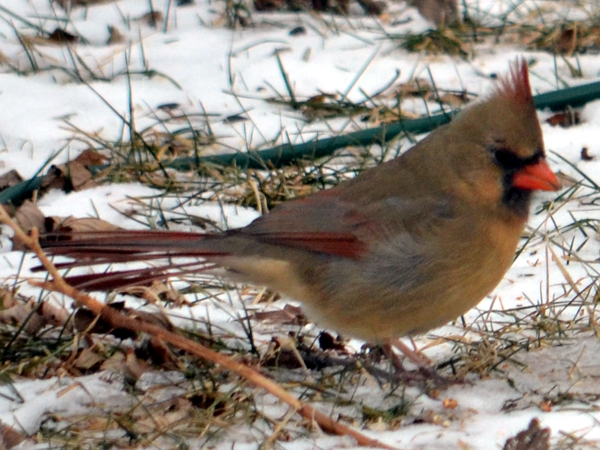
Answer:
xmin=386 ymin=338 xmax=455 ymax=387
xmin=380 ymin=342 xmax=433 ymax=386
xmin=382 ymin=342 xmax=409 ymax=373
xmin=391 ymin=338 xmax=432 ymax=368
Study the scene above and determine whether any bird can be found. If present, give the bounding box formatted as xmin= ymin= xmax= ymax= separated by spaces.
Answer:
xmin=37 ymin=59 xmax=560 ymax=375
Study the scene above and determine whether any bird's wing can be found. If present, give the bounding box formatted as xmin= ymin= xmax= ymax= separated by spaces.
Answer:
xmin=241 ymin=191 xmax=454 ymax=260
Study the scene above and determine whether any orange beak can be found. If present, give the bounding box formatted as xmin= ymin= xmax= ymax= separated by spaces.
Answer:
xmin=512 ymin=160 xmax=561 ymax=192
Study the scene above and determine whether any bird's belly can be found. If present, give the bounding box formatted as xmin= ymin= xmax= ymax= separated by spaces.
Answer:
xmin=303 ymin=242 xmax=517 ymax=342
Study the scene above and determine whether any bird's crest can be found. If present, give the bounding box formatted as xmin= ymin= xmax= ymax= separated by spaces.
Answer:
xmin=496 ymin=58 xmax=533 ymax=105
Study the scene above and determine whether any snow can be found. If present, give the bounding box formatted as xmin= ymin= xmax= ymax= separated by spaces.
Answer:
xmin=1 ymin=0 xmax=600 ymax=448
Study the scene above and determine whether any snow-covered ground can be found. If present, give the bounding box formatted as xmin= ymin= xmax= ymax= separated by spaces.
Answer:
xmin=2 ymin=0 xmax=600 ymax=448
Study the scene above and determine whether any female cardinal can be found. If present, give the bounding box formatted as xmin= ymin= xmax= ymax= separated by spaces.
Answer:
xmin=39 ymin=59 xmax=559 ymax=357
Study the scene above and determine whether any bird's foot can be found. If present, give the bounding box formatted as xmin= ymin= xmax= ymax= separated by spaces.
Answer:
xmin=383 ymin=339 xmax=461 ymax=390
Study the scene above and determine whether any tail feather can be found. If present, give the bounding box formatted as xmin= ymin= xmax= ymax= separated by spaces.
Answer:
xmin=55 ymin=262 xmax=215 ymax=291
xmin=37 ymin=230 xmax=226 ymax=291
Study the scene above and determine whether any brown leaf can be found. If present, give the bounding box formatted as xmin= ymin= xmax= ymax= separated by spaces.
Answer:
xmin=56 ymin=0 xmax=111 ymax=7
xmin=40 ymin=162 xmax=95 ymax=193
xmin=0 ymin=421 xmax=24 ymax=449
xmin=73 ymin=149 xmax=107 ymax=168
xmin=437 ymin=92 xmax=468 ymax=108
xmin=139 ymin=337 xmax=183 ymax=370
xmin=74 ymin=304 xmax=137 ymax=340
xmin=189 ymin=393 xmax=234 ymax=416
xmin=0 ymin=170 xmax=23 ymax=192
xmin=74 ymin=304 xmax=174 ymax=339
xmin=125 ymin=348 xmax=152 ymax=379
xmin=0 ymin=287 xmax=15 ymax=309
xmin=254 ymin=0 xmax=284 ymax=11
xmin=0 ymin=299 xmax=48 ymax=335
xmin=51 ymin=216 xmax=120 ymax=234
xmin=355 ymin=0 xmax=385 ymax=15
xmin=14 ymin=200 xmax=45 ymax=233
xmin=40 ymin=165 xmax=68 ymax=192
xmin=410 ymin=0 xmax=459 ymax=26
xmin=546 ymin=110 xmax=580 ymax=128
xmin=47 ymin=28 xmax=79 ymax=44
xmin=38 ymin=300 xmax=72 ymax=327
xmin=12 ymin=201 xmax=45 ymax=250
xmin=73 ymin=348 xmax=105 ymax=370
xmin=554 ymin=26 xmax=576 ymax=55
xmin=67 ymin=161 xmax=94 ymax=190
xmin=135 ymin=397 xmax=192 ymax=433
xmin=107 ymin=26 xmax=125 ymax=45
xmin=137 ymin=11 xmax=164 ymax=27
xmin=503 ymin=419 xmax=550 ymax=450
xmin=99 ymin=352 xmax=127 ymax=372
xmin=121 ymin=281 xmax=187 ymax=305
xmin=253 ymin=304 xmax=306 ymax=325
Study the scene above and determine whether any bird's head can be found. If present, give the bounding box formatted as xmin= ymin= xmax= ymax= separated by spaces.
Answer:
xmin=448 ymin=59 xmax=561 ymax=218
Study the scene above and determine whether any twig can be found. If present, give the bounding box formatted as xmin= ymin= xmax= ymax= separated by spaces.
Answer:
xmin=0 ymin=207 xmax=396 ymax=450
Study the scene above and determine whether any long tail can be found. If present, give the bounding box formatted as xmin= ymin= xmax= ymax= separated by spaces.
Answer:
xmin=36 ymin=230 xmax=229 ymax=291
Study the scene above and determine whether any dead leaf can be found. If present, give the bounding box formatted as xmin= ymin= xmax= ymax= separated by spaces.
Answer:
xmin=0 ymin=170 xmax=23 ymax=191
xmin=0 ymin=287 xmax=15 ymax=309
xmin=138 ymin=337 xmax=183 ymax=370
xmin=0 ymin=421 xmax=24 ymax=449
xmin=38 ymin=300 xmax=72 ymax=328
xmin=554 ymin=26 xmax=576 ymax=55
xmin=67 ymin=161 xmax=94 ymax=190
xmin=254 ymin=0 xmax=285 ymax=11
xmin=107 ymin=26 xmax=125 ymax=45
xmin=410 ymin=0 xmax=459 ymax=26
xmin=47 ymin=28 xmax=79 ymax=44
xmin=253 ymin=304 xmax=306 ymax=325
xmin=0 ymin=299 xmax=47 ymax=335
xmin=73 ymin=348 xmax=105 ymax=371
xmin=125 ymin=348 xmax=152 ymax=379
xmin=100 ymin=352 xmax=127 ymax=372
xmin=74 ymin=304 xmax=137 ymax=340
xmin=40 ymin=162 xmax=95 ymax=193
xmin=12 ymin=201 xmax=45 ymax=250
xmin=14 ymin=200 xmax=45 ymax=232
xmin=503 ymin=418 xmax=550 ymax=450
xmin=40 ymin=165 xmax=67 ymax=192
xmin=74 ymin=303 xmax=174 ymax=340
xmin=355 ymin=0 xmax=385 ymax=15
xmin=135 ymin=397 xmax=192 ymax=433
xmin=55 ymin=0 xmax=111 ymax=7
xmin=137 ymin=11 xmax=164 ymax=27
xmin=73 ymin=149 xmax=107 ymax=168
xmin=436 ymin=92 xmax=468 ymax=108
xmin=121 ymin=281 xmax=187 ymax=305
xmin=546 ymin=110 xmax=580 ymax=128
xmin=51 ymin=216 xmax=120 ymax=234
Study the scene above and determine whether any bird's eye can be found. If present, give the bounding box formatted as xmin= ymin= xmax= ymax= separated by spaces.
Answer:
xmin=491 ymin=149 xmax=525 ymax=170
